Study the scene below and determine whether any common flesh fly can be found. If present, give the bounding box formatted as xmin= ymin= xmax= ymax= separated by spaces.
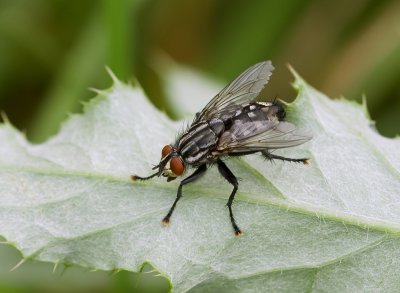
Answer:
xmin=132 ymin=61 xmax=312 ymax=235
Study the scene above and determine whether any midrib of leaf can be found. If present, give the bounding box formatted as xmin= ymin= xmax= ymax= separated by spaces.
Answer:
xmin=2 ymin=159 xmax=400 ymax=239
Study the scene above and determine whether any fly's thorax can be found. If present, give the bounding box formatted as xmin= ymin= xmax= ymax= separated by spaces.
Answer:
xmin=177 ymin=119 xmax=225 ymax=164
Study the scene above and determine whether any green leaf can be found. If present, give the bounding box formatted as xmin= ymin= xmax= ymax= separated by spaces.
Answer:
xmin=0 ymin=66 xmax=399 ymax=293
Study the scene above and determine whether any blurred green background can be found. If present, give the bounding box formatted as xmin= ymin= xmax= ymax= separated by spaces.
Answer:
xmin=0 ymin=0 xmax=399 ymax=292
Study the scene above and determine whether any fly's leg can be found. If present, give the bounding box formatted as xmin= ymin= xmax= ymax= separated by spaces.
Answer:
xmin=228 ymin=151 xmax=258 ymax=157
xmin=131 ymin=172 xmax=159 ymax=181
xmin=162 ymin=164 xmax=207 ymax=225
xmin=261 ymin=151 xmax=309 ymax=164
xmin=217 ymin=159 xmax=242 ymax=236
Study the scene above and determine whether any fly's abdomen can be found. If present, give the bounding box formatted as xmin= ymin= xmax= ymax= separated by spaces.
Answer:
xmin=215 ymin=102 xmax=286 ymax=153
xmin=178 ymin=119 xmax=224 ymax=164
xmin=230 ymin=102 xmax=285 ymax=125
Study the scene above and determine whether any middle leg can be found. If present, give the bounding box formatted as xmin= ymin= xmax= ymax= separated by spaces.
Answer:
xmin=217 ymin=159 xmax=242 ymax=236
xmin=261 ymin=150 xmax=309 ymax=164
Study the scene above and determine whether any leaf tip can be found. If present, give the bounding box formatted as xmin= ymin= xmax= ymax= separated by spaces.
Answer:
xmin=287 ymin=63 xmax=305 ymax=87
xmin=88 ymin=87 xmax=105 ymax=95
xmin=110 ymin=268 xmax=121 ymax=276
xmin=10 ymin=258 xmax=26 ymax=272
xmin=59 ymin=263 xmax=71 ymax=277
xmin=105 ymin=66 xmax=121 ymax=86
xmin=52 ymin=261 xmax=59 ymax=273
xmin=0 ymin=111 xmax=10 ymax=125
xmin=361 ymin=94 xmax=371 ymax=120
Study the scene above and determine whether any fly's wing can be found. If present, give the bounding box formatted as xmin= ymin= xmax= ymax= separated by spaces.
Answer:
xmin=194 ymin=61 xmax=274 ymax=123
xmin=217 ymin=121 xmax=312 ymax=153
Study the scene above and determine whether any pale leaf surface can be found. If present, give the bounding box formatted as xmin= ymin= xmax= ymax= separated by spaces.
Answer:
xmin=0 ymin=69 xmax=399 ymax=292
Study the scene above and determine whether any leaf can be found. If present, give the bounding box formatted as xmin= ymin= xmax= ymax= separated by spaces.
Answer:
xmin=0 ymin=66 xmax=400 ymax=293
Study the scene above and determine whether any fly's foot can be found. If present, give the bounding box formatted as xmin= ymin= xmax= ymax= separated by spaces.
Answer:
xmin=231 ymin=220 xmax=242 ymax=236
xmin=234 ymin=229 xmax=243 ymax=237
xmin=162 ymin=216 xmax=170 ymax=225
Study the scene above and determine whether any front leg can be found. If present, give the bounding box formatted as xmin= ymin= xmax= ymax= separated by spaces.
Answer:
xmin=162 ymin=164 xmax=207 ymax=224
xmin=131 ymin=171 xmax=159 ymax=181
xmin=216 ymin=159 xmax=242 ymax=236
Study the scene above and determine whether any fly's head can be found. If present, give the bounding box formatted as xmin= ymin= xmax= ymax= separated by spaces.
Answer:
xmin=154 ymin=145 xmax=185 ymax=182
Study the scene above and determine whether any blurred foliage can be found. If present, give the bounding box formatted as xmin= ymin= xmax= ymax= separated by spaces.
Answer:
xmin=0 ymin=0 xmax=399 ymax=142
xmin=0 ymin=0 xmax=399 ymax=292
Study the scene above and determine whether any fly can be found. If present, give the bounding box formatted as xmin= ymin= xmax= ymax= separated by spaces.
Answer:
xmin=132 ymin=61 xmax=312 ymax=236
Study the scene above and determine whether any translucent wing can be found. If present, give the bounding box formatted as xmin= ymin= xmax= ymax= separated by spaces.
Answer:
xmin=217 ymin=121 xmax=312 ymax=153
xmin=194 ymin=61 xmax=274 ymax=123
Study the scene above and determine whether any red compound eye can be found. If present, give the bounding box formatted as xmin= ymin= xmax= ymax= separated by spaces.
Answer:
xmin=161 ymin=145 xmax=172 ymax=158
xmin=170 ymin=157 xmax=185 ymax=176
